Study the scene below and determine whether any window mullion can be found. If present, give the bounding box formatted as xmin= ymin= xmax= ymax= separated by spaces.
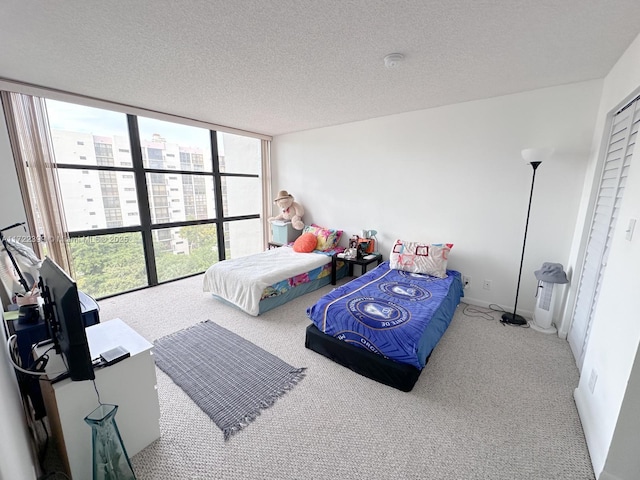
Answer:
xmin=210 ymin=131 xmax=226 ymax=261
xmin=127 ymin=114 xmax=158 ymax=285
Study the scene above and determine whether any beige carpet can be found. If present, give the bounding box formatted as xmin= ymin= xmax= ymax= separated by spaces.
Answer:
xmin=89 ymin=274 xmax=594 ymax=480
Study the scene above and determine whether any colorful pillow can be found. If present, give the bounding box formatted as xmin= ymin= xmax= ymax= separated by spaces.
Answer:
xmin=389 ymin=239 xmax=453 ymax=278
xmin=302 ymin=224 xmax=343 ymax=251
xmin=293 ymin=232 xmax=318 ymax=253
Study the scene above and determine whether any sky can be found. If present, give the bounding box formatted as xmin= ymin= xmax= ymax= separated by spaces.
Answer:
xmin=45 ymin=99 xmax=211 ymax=150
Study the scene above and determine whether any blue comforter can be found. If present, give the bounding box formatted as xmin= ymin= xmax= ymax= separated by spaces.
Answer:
xmin=306 ymin=261 xmax=463 ymax=369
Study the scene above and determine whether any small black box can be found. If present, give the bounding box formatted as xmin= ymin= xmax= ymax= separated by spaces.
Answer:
xmin=100 ymin=346 xmax=130 ymax=366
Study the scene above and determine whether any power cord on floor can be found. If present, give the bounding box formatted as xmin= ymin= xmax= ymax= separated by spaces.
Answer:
xmin=462 ymin=303 xmax=531 ymax=327
xmin=462 ymin=303 xmax=505 ymax=321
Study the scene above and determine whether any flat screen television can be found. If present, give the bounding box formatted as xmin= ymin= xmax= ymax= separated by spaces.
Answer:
xmin=39 ymin=257 xmax=95 ymax=381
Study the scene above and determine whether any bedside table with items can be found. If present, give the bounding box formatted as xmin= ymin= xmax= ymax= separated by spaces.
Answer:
xmin=331 ymin=252 xmax=383 ymax=285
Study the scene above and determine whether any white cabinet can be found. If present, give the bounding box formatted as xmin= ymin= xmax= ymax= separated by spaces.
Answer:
xmin=37 ymin=318 xmax=160 ymax=479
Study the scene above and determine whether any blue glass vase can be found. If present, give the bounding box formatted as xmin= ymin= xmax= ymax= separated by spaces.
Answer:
xmin=84 ymin=404 xmax=136 ymax=480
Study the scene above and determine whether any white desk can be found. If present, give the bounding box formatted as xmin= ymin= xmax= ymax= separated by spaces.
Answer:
xmin=37 ymin=318 xmax=160 ymax=480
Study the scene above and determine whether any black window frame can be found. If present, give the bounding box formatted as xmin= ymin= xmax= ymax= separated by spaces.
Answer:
xmin=55 ymin=114 xmax=261 ymax=297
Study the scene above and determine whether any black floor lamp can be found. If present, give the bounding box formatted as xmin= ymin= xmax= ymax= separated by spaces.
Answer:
xmin=501 ymin=148 xmax=553 ymax=326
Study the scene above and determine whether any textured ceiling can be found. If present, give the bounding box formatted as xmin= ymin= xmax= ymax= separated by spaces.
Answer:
xmin=1 ymin=0 xmax=639 ymax=136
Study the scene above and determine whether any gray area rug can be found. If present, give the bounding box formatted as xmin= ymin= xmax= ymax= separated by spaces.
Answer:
xmin=153 ymin=320 xmax=306 ymax=440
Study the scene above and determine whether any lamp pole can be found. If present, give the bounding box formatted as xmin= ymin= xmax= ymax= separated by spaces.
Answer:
xmin=501 ymin=160 xmax=542 ymax=326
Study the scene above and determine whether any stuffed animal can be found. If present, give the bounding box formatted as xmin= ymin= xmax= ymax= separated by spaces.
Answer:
xmin=268 ymin=190 xmax=305 ymax=230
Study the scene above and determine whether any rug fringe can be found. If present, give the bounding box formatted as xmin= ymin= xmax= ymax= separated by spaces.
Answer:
xmin=223 ymin=368 xmax=307 ymax=441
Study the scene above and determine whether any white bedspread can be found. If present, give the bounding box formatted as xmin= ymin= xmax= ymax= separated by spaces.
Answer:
xmin=202 ymin=246 xmax=331 ymax=316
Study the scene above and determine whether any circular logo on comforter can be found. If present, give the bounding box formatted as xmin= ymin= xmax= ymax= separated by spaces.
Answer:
xmin=379 ymin=281 xmax=431 ymax=301
xmin=335 ymin=330 xmax=383 ymax=355
xmin=348 ymin=297 xmax=410 ymax=329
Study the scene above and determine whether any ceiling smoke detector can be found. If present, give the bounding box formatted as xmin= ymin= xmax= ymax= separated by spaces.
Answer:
xmin=384 ymin=53 xmax=404 ymax=69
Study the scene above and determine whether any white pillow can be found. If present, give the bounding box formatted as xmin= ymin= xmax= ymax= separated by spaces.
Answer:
xmin=389 ymin=239 xmax=452 ymax=278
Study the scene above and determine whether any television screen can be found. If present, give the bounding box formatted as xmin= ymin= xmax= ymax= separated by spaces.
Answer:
xmin=39 ymin=257 xmax=95 ymax=381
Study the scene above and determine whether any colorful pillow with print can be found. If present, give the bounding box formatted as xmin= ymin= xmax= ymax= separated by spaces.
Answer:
xmin=302 ymin=224 xmax=343 ymax=251
xmin=389 ymin=239 xmax=453 ymax=278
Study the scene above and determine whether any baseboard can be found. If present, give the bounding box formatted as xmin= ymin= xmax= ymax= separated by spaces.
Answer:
xmin=598 ymin=471 xmax=624 ymax=480
xmin=574 ymin=386 xmax=605 ymax=479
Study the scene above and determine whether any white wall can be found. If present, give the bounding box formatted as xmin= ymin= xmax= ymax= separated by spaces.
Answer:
xmin=272 ymin=80 xmax=602 ymax=318
xmin=570 ymin=32 xmax=640 ymax=480
xmin=601 ymin=346 xmax=640 ymax=480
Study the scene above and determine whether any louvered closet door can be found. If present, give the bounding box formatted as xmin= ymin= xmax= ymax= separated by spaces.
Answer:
xmin=568 ymin=98 xmax=639 ymax=369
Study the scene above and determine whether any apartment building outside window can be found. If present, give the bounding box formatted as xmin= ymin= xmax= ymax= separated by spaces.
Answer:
xmin=38 ymin=99 xmax=265 ymax=298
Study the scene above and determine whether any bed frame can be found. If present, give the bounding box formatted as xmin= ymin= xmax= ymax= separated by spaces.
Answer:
xmin=305 ymin=264 xmax=464 ymax=391
xmin=258 ymin=261 xmax=347 ymax=314
xmin=305 ymin=324 xmax=423 ymax=392
xmin=212 ymin=261 xmax=347 ymax=315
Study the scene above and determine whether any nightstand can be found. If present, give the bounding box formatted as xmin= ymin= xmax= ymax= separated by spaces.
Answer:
xmin=331 ymin=253 xmax=383 ymax=285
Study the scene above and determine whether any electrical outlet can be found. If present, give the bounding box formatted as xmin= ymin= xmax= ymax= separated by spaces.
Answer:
xmin=482 ymin=279 xmax=491 ymax=290
xmin=588 ymin=369 xmax=598 ymax=393
xmin=462 ymin=275 xmax=471 ymax=288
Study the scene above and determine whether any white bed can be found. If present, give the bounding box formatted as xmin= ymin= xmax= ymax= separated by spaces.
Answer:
xmin=202 ymin=246 xmax=343 ymax=316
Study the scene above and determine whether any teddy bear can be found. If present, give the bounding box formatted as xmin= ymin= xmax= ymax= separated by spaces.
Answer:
xmin=268 ymin=190 xmax=305 ymax=230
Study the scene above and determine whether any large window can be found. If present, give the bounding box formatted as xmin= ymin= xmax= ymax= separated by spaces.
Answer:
xmin=41 ymin=99 xmax=265 ymax=298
